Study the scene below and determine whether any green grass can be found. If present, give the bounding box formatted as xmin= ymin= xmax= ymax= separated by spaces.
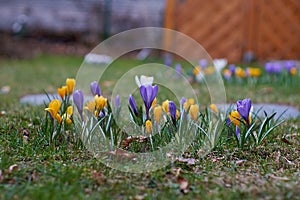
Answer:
xmin=0 ymin=54 xmax=299 ymax=199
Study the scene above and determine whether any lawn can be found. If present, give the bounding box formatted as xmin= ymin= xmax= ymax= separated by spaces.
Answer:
xmin=0 ymin=54 xmax=299 ymax=199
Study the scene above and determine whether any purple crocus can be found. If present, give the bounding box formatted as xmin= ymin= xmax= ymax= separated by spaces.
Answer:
xmin=175 ymin=63 xmax=182 ymax=76
xmin=228 ymin=64 xmax=236 ymax=75
xmin=199 ymin=59 xmax=208 ymax=68
xmin=164 ymin=56 xmax=172 ymax=67
xmin=180 ymin=97 xmax=186 ymax=108
xmin=168 ymin=101 xmax=177 ymax=125
xmin=129 ymin=95 xmax=138 ymax=116
xmin=236 ymin=98 xmax=252 ymax=125
xmin=114 ymin=95 xmax=120 ymax=108
xmin=285 ymin=60 xmax=294 ymax=71
xmin=73 ymin=90 xmax=84 ymax=120
xmin=265 ymin=62 xmax=273 ymax=74
xmin=235 ymin=126 xmax=240 ymax=139
xmin=90 ymin=81 xmax=101 ymax=96
xmin=273 ymin=63 xmax=282 ymax=74
xmin=140 ymin=85 xmax=158 ymax=119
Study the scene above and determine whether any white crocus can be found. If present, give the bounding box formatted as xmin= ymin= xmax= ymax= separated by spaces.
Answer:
xmin=135 ymin=75 xmax=154 ymax=87
xmin=213 ymin=58 xmax=228 ymax=72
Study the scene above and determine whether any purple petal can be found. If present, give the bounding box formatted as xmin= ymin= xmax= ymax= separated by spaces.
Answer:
xmin=114 ymin=95 xmax=120 ymax=108
xmin=129 ymin=95 xmax=138 ymax=116
xmin=169 ymin=101 xmax=177 ymax=120
xmin=90 ymin=81 xmax=101 ymax=96
xmin=73 ymin=90 xmax=84 ymax=120
xmin=237 ymin=98 xmax=252 ymax=123
xmin=235 ymin=126 xmax=240 ymax=139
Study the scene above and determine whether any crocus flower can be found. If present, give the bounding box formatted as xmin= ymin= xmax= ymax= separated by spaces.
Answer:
xmin=57 ymin=86 xmax=67 ymax=99
xmin=90 ymin=81 xmax=101 ymax=96
xmin=209 ymin=104 xmax=218 ymax=113
xmin=189 ymin=104 xmax=199 ymax=121
xmin=236 ymin=98 xmax=252 ymax=125
xmin=246 ymin=67 xmax=261 ymax=77
xmin=223 ymin=69 xmax=232 ymax=80
xmin=265 ymin=62 xmax=273 ymax=74
xmin=45 ymin=99 xmax=62 ymax=123
xmin=213 ymin=58 xmax=227 ymax=72
xmin=140 ymin=85 xmax=158 ymax=119
xmin=285 ymin=60 xmax=294 ymax=71
xmin=290 ymin=67 xmax=297 ymax=76
xmin=145 ymin=120 xmax=153 ymax=134
xmin=183 ymin=98 xmax=195 ymax=110
xmin=66 ymin=78 xmax=76 ymax=94
xmin=135 ymin=75 xmax=153 ymax=88
xmin=228 ymin=111 xmax=241 ymax=126
xmin=114 ymin=95 xmax=120 ymax=108
xmin=94 ymin=95 xmax=107 ymax=110
xmin=235 ymin=67 xmax=246 ymax=78
xmin=273 ymin=63 xmax=282 ymax=74
xmin=164 ymin=56 xmax=172 ymax=67
xmin=73 ymin=90 xmax=84 ymax=120
xmin=180 ymin=97 xmax=186 ymax=106
xmin=199 ymin=59 xmax=208 ymax=68
xmin=162 ymin=100 xmax=170 ymax=113
xmin=175 ymin=63 xmax=182 ymax=76
xmin=228 ymin=64 xmax=236 ymax=74
xmin=153 ymin=106 xmax=162 ymax=123
xmin=235 ymin=126 xmax=240 ymax=139
xmin=168 ymin=101 xmax=177 ymax=125
xmin=129 ymin=95 xmax=138 ymax=116
xmin=62 ymin=106 xmax=73 ymax=124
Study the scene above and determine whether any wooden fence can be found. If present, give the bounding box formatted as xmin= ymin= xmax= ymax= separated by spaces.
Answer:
xmin=165 ymin=0 xmax=300 ymax=62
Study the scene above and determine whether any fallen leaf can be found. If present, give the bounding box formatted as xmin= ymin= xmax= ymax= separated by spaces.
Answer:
xmin=177 ymin=177 xmax=189 ymax=193
xmin=177 ymin=157 xmax=196 ymax=165
xmin=267 ymin=174 xmax=290 ymax=181
xmin=0 ymin=85 xmax=10 ymax=94
xmin=0 ymin=111 xmax=6 ymax=116
xmin=134 ymin=194 xmax=146 ymax=200
xmin=281 ymin=137 xmax=293 ymax=145
xmin=0 ymin=170 xmax=3 ymax=182
xmin=8 ymin=164 xmax=18 ymax=173
xmin=235 ymin=159 xmax=247 ymax=166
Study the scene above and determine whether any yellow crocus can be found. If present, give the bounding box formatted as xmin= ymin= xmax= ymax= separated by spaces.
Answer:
xmin=183 ymin=98 xmax=195 ymax=110
xmin=45 ymin=99 xmax=61 ymax=120
xmin=235 ymin=67 xmax=246 ymax=78
xmin=176 ymin=110 xmax=180 ymax=120
xmin=209 ymin=104 xmax=218 ymax=113
xmin=145 ymin=120 xmax=152 ymax=134
xmin=229 ymin=111 xmax=241 ymax=126
xmin=189 ymin=104 xmax=199 ymax=121
xmin=290 ymin=67 xmax=297 ymax=76
xmin=151 ymin=98 xmax=157 ymax=108
xmin=65 ymin=106 xmax=73 ymax=124
xmin=162 ymin=100 xmax=169 ymax=113
xmin=204 ymin=66 xmax=215 ymax=75
xmin=56 ymin=114 xmax=62 ymax=124
xmin=66 ymin=78 xmax=76 ymax=94
xmin=153 ymin=106 xmax=162 ymax=123
xmin=247 ymin=67 xmax=261 ymax=77
xmin=57 ymin=86 xmax=68 ymax=99
xmin=85 ymin=101 xmax=96 ymax=113
xmin=94 ymin=95 xmax=107 ymax=110
xmin=193 ymin=66 xmax=201 ymax=76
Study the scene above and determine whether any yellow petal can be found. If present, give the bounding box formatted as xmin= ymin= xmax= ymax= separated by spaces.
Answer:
xmin=189 ymin=104 xmax=199 ymax=121
xmin=145 ymin=120 xmax=152 ymax=134
xmin=229 ymin=111 xmax=240 ymax=126
xmin=56 ymin=114 xmax=62 ymax=124
xmin=66 ymin=118 xmax=72 ymax=125
xmin=209 ymin=104 xmax=218 ymax=113
xmin=153 ymin=106 xmax=162 ymax=123
xmin=162 ymin=100 xmax=169 ymax=113
xmin=184 ymin=98 xmax=195 ymax=110
xmin=66 ymin=78 xmax=76 ymax=94
xmin=151 ymin=98 xmax=157 ymax=108
xmin=66 ymin=106 xmax=73 ymax=115
xmin=290 ymin=67 xmax=297 ymax=76
xmin=57 ymin=86 xmax=68 ymax=99
xmin=94 ymin=95 xmax=107 ymax=110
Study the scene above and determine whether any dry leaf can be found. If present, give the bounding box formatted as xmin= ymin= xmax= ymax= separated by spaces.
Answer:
xmin=235 ymin=159 xmax=246 ymax=166
xmin=0 ymin=170 xmax=3 ymax=182
xmin=8 ymin=164 xmax=18 ymax=173
xmin=267 ymin=174 xmax=290 ymax=181
xmin=177 ymin=177 xmax=189 ymax=193
xmin=0 ymin=111 xmax=6 ymax=116
xmin=281 ymin=137 xmax=293 ymax=145
xmin=177 ymin=157 xmax=196 ymax=165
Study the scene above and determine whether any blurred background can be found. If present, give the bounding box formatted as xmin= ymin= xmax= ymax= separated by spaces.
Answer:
xmin=0 ymin=0 xmax=299 ymax=62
